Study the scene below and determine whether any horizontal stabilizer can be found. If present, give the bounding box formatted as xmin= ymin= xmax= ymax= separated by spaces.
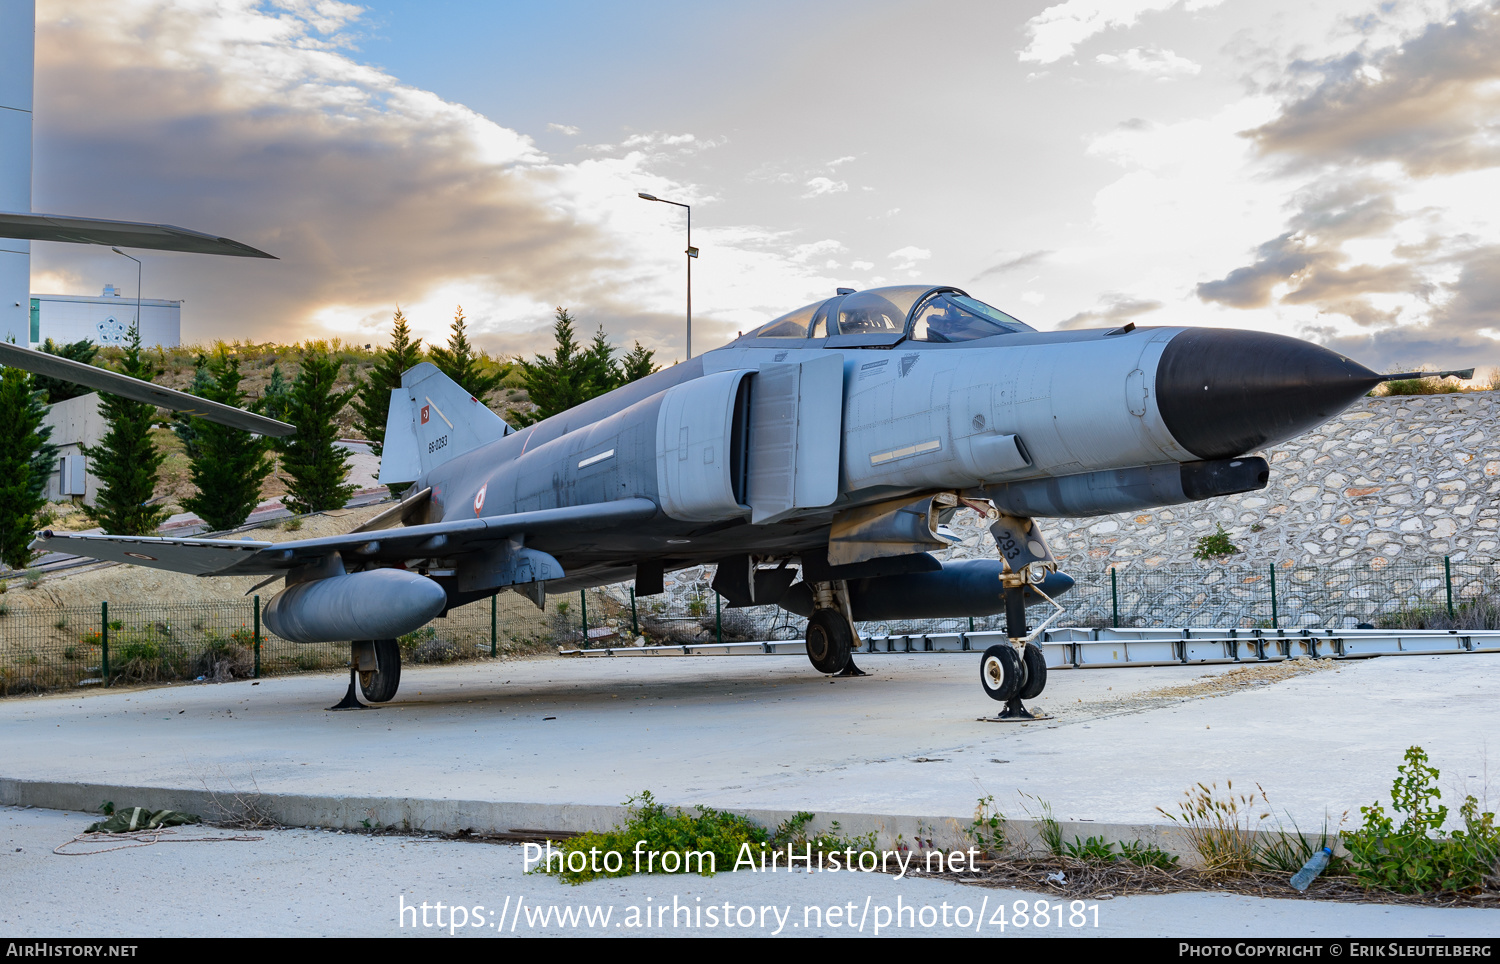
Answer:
xmin=0 ymin=343 xmax=296 ymax=437
xmin=0 ymin=211 xmax=276 ymax=258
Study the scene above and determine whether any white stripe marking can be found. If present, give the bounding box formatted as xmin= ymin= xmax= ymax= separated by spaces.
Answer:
xmin=423 ymin=396 xmax=453 ymax=428
xmin=578 ymin=449 xmax=616 ymax=469
xmin=870 ymin=438 xmax=941 ymax=465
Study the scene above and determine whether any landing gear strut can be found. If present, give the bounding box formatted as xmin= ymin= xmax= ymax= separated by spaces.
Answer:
xmin=804 ymin=580 xmax=867 ymax=677
xmin=329 ymin=639 xmax=401 ymax=710
xmin=979 ymin=512 xmax=1063 ymax=721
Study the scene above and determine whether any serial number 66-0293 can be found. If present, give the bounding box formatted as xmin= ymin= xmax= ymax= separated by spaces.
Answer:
xmin=428 ymin=435 xmax=449 ymax=454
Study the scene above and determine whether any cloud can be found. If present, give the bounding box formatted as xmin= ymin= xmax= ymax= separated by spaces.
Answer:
xmin=1249 ymin=5 xmax=1500 ymax=176
xmin=790 ymin=239 xmax=844 ymax=262
xmin=1056 ymin=293 xmax=1162 ymax=329
xmin=1197 ymin=177 xmax=1411 ymax=311
xmin=621 ymin=132 xmax=699 ymax=149
xmin=1095 ymin=46 xmax=1201 ymax=77
xmin=802 ymin=177 xmax=849 ymax=198
xmin=1019 ymin=0 xmax=1224 ymax=65
xmin=973 ymin=249 xmax=1051 ymax=281
xmin=826 ymin=155 xmax=856 ymax=167
xmin=1195 ymin=5 xmax=1500 ymax=364
xmin=1313 ymin=245 xmax=1500 ymax=369
xmin=546 ymin=123 xmax=581 ymax=136
xmin=26 ymin=1 xmax=840 ymax=360
xmin=887 ymin=246 xmax=931 ymax=270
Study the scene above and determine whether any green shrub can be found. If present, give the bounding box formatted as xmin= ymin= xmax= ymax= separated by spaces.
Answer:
xmin=1343 ymin=746 xmax=1500 ymax=893
xmin=967 ymin=795 xmax=1008 ymax=857
xmin=398 ymin=626 xmax=437 ymax=651
xmin=535 ymin=791 xmax=769 ymax=885
xmin=1193 ymin=524 xmax=1238 ymax=560
xmin=1118 ymin=839 xmax=1179 ymax=870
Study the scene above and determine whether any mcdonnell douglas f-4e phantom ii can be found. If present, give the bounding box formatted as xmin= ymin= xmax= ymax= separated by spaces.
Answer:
xmin=15 ymin=284 xmax=1429 ymax=714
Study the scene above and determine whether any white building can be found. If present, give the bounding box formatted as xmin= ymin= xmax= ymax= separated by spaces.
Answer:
xmin=29 ymin=286 xmax=182 ymax=348
xmin=40 ymin=392 xmax=105 ymax=505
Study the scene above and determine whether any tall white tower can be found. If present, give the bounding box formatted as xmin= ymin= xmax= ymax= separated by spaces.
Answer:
xmin=0 ymin=0 xmax=35 ymax=346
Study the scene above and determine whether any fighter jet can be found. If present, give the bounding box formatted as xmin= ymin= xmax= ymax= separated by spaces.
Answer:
xmin=16 ymin=284 xmax=1418 ymax=714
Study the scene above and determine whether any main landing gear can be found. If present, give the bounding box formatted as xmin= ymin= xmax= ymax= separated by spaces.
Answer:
xmin=803 ymin=581 xmax=867 ymax=677
xmin=328 ymin=639 xmax=402 ymax=710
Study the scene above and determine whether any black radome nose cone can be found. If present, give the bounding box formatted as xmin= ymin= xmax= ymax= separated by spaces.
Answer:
xmin=1156 ymin=329 xmax=1382 ymax=460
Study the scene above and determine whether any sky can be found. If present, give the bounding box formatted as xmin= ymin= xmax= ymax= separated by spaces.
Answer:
xmin=24 ymin=0 xmax=1500 ymax=370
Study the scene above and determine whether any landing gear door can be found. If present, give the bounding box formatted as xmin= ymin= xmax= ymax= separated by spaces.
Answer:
xmin=748 ymin=353 xmax=844 ymax=524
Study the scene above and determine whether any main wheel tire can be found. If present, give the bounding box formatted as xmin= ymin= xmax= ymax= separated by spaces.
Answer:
xmin=1018 ymin=642 xmax=1048 ymax=699
xmin=359 ymin=638 xmax=402 ymax=703
xmin=805 ymin=609 xmax=853 ymax=675
xmin=980 ymin=644 xmax=1022 ymax=702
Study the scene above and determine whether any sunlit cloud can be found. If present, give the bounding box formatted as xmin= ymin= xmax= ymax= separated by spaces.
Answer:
xmin=27 ymin=1 xmax=845 ymax=360
xmin=1019 ymin=0 xmax=1225 ymax=64
xmin=802 ymin=177 xmax=849 ymax=198
xmin=1095 ymin=46 xmax=1201 ymax=77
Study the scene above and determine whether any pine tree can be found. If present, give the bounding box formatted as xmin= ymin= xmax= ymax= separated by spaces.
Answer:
xmin=511 ymin=308 xmax=659 ymax=426
xmin=257 ymin=364 xmax=291 ymax=421
xmin=0 ymin=368 xmax=59 ymax=569
xmin=34 ymin=338 xmax=100 ymax=404
xmin=170 ymin=356 xmax=214 ymax=461
xmin=580 ymin=324 xmax=621 ymax=395
xmin=180 ymin=352 xmax=274 ymax=532
xmin=276 ymin=351 xmax=358 ymax=515
xmin=428 ymin=305 xmax=507 ymax=402
xmin=350 ymin=308 xmax=424 ymax=458
xmin=620 ymin=340 xmax=659 ymax=383
xmin=79 ymin=326 xmax=169 ymax=535
xmin=511 ymin=307 xmax=592 ymax=427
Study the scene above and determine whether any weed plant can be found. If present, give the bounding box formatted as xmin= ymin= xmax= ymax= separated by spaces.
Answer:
xmin=968 ymin=795 xmax=1008 ymax=857
xmin=1343 ymin=746 xmax=1500 ymax=894
xmin=536 ymin=792 xmax=877 ymax=885
xmin=1157 ymin=781 xmax=1269 ymax=876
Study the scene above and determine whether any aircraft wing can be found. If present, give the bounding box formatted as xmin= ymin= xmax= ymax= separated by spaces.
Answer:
xmin=30 ymin=498 xmax=660 ymax=577
xmin=0 ymin=343 xmax=296 ymax=437
xmin=0 ymin=211 xmax=276 ymax=258
xmin=26 ymin=532 xmax=274 ymax=576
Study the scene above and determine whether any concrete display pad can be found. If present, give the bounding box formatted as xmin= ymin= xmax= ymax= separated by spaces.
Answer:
xmin=1 ymin=651 xmax=1497 ymax=854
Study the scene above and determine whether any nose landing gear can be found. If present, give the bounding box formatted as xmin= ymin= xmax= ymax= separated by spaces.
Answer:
xmin=979 ymin=513 xmax=1062 ymax=721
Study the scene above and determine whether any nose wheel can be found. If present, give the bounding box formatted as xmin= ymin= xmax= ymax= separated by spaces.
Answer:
xmin=979 ymin=642 xmax=1050 ymax=722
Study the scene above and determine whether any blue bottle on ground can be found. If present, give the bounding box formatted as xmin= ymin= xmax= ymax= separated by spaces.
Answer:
xmin=1290 ymin=846 xmax=1333 ymax=891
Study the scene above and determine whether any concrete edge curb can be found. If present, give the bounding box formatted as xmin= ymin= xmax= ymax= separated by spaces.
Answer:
xmin=2 ymin=777 xmax=1338 ymax=870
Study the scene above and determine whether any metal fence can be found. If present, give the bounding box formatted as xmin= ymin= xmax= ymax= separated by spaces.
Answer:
xmin=579 ymin=557 xmax=1500 ymax=646
xmin=0 ymin=593 xmax=548 ymax=696
xmin=5 ymin=557 xmax=1497 ymax=695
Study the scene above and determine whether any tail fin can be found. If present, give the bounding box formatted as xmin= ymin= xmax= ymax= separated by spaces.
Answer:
xmin=378 ymin=362 xmax=514 ymax=484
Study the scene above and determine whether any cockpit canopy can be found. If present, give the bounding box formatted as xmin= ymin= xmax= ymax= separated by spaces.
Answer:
xmin=742 ymin=286 xmax=1033 ymax=346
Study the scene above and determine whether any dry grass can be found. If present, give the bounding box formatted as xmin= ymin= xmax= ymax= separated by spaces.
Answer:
xmin=929 ymin=858 xmax=1500 ymax=907
xmin=1142 ymin=659 xmax=1336 ymax=700
xmin=1157 ymin=781 xmax=1270 ymax=877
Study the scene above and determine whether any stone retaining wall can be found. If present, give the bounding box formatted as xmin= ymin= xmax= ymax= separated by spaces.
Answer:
xmin=648 ymin=392 xmax=1500 ymax=619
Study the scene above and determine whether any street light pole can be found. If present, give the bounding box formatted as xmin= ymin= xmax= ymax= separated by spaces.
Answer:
xmin=110 ymin=247 xmax=142 ymax=338
xmin=637 ymin=193 xmax=696 ymax=359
